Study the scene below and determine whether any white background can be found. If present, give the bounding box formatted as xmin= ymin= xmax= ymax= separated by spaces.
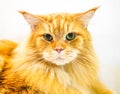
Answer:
xmin=0 ymin=0 xmax=120 ymax=93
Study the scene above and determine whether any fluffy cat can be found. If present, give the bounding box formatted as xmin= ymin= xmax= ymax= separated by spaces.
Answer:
xmin=0 ymin=7 xmax=114 ymax=94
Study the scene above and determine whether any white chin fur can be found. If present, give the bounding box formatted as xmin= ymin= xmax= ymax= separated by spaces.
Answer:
xmin=51 ymin=58 xmax=72 ymax=65
xmin=43 ymin=50 xmax=78 ymax=66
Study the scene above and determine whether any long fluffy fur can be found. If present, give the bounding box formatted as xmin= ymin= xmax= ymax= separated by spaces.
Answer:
xmin=0 ymin=7 xmax=114 ymax=94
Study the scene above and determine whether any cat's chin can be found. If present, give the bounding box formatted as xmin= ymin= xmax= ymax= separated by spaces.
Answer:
xmin=44 ymin=57 xmax=74 ymax=66
xmin=51 ymin=58 xmax=71 ymax=66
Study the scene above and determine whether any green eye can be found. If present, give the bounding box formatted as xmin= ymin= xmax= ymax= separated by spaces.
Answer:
xmin=66 ymin=32 xmax=76 ymax=41
xmin=43 ymin=34 xmax=53 ymax=41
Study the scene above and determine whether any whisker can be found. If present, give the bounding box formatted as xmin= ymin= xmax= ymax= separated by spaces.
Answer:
xmin=24 ymin=53 xmax=42 ymax=60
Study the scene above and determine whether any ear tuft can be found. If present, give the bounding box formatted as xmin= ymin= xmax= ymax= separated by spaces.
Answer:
xmin=74 ymin=7 xmax=99 ymax=28
xmin=19 ymin=11 xmax=42 ymax=26
xmin=18 ymin=11 xmax=28 ymax=15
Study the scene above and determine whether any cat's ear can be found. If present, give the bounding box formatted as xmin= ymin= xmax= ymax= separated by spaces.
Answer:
xmin=74 ymin=7 xmax=99 ymax=28
xmin=19 ymin=11 xmax=45 ymax=30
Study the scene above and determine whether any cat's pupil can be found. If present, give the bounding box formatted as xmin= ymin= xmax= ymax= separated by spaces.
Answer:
xmin=66 ymin=32 xmax=76 ymax=41
xmin=43 ymin=34 xmax=53 ymax=41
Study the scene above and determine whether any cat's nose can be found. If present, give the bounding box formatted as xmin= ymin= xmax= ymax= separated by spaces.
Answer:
xmin=54 ymin=48 xmax=64 ymax=53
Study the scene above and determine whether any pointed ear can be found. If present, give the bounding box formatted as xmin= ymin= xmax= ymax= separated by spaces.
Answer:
xmin=74 ymin=7 xmax=99 ymax=28
xmin=19 ymin=11 xmax=45 ymax=30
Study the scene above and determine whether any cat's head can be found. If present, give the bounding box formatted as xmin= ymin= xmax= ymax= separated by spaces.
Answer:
xmin=19 ymin=7 xmax=98 ymax=66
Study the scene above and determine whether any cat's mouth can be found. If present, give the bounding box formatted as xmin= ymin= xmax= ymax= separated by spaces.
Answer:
xmin=55 ymin=56 xmax=62 ymax=60
xmin=55 ymin=56 xmax=66 ymax=62
xmin=47 ymin=55 xmax=69 ymax=65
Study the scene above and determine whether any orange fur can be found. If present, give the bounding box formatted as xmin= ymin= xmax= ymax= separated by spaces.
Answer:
xmin=0 ymin=40 xmax=17 ymax=55
xmin=0 ymin=7 xmax=114 ymax=94
xmin=0 ymin=40 xmax=17 ymax=72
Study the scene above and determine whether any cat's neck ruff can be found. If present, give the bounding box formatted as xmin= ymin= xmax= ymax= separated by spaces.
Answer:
xmin=9 ymin=40 xmax=98 ymax=93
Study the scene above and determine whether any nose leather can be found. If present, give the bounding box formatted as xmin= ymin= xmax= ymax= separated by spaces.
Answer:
xmin=54 ymin=48 xmax=64 ymax=53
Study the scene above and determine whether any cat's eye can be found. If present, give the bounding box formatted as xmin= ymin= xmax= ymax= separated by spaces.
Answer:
xmin=43 ymin=34 xmax=53 ymax=41
xmin=66 ymin=32 xmax=76 ymax=41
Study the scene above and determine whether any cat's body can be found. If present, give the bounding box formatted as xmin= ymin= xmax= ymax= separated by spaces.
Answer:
xmin=0 ymin=7 xmax=114 ymax=94
xmin=0 ymin=40 xmax=17 ymax=72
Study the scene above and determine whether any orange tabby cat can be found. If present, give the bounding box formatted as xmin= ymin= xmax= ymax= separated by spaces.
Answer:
xmin=0 ymin=7 xmax=114 ymax=94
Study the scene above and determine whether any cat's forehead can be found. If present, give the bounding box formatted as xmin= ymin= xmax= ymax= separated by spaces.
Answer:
xmin=38 ymin=13 xmax=74 ymax=22
xmin=35 ymin=13 xmax=83 ymax=35
xmin=37 ymin=13 xmax=80 ymax=34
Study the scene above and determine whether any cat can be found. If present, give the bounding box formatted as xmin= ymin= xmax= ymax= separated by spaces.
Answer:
xmin=0 ymin=7 xmax=114 ymax=94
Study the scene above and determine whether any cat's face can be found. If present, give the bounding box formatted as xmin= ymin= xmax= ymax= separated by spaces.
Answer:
xmin=36 ymin=20 xmax=82 ymax=65
xmin=20 ymin=7 xmax=97 ymax=65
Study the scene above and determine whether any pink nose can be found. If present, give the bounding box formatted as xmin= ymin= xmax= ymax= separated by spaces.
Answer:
xmin=54 ymin=48 xmax=64 ymax=53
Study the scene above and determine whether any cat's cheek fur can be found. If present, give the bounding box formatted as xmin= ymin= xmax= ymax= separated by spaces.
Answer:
xmin=43 ymin=50 xmax=78 ymax=65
